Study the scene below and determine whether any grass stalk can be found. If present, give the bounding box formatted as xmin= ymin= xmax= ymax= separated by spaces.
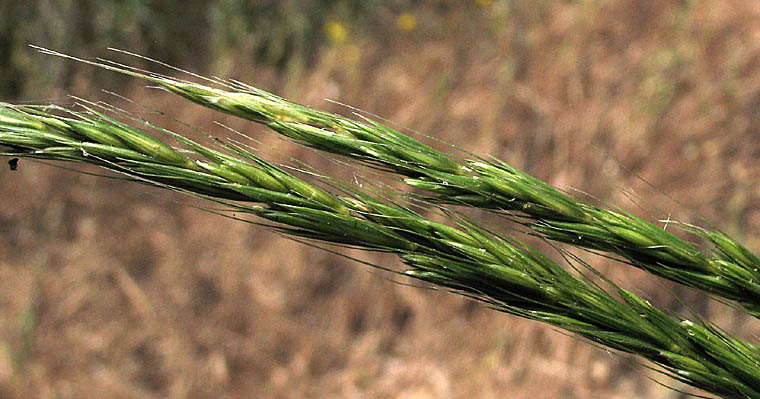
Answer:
xmin=2 ymin=102 xmax=760 ymax=398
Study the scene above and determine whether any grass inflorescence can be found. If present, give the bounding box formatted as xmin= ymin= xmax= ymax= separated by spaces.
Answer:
xmin=59 ymin=53 xmax=760 ymax=317
xmin=2 ymin=99 xmax=760 ymax=398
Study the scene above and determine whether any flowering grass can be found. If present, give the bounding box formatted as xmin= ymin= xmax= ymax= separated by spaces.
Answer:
xmin=36 ymin=47 xmax=760 ymax=319
xmin=2 ymin=98 xmax=760 ymax=398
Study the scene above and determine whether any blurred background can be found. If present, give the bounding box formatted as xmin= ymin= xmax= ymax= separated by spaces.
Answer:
xmin=1 ymin=1 xmax=759 ymax=397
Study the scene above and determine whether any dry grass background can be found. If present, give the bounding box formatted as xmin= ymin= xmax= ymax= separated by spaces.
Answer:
xmin=1 ymin=1 xmax=760 ymax=398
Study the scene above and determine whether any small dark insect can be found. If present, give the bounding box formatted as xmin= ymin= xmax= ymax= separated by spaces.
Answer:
xmin=8 ymin=158 xmax=18 ymax=171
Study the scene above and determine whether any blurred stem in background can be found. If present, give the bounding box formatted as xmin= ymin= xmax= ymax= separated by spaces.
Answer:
xmin=0 ymin=0 xmax=437 ymax=99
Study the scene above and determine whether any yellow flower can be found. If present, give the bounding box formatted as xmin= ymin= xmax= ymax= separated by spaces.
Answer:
xmin=325 ymin=20 xmax=348 ymax=44
xmin=396 ymin=13 xmax=417 ymax=32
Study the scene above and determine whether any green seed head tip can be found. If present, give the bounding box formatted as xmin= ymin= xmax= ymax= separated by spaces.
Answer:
xmin=32 ymin=115 xmax=74 ymax=135
xmin=342 ymin=197 xmax=371 ymax=213
xmin=100 ymin=123 xmax=193 ymax=168
xmin=709 ymin=232 xmax=760 ymax=269
xmin=211 ymin=93 xmax=267 ymax=122
xmin=606 ymin=225 xmax=660 ymax=248
xmin=393 ymin=147 xmax=460 ymax=174
xmin=222 ymin=161 xmax=289 ymax=193
xmin=273 ymin=174 xmax=350 ymax=216
xmin=0 ymin=109 xmax=46 ymax=131
xmin=429 ymin=222 xmax=481 ymax=248
xmin=195 ymin=161 xmax=252 ymax=185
